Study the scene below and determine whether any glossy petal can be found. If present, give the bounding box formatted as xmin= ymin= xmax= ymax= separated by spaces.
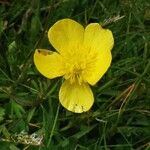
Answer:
xmin=82 ymin=23 xmax=114 ymax=85
xmin=83 ymin=50 xmax=112 ymax=85
xmin=83 ymin=23 xmax=114 ymax=51
xmin=34 ymin=49 xmax=64 ymax=79
xmin=48 ymin=19 xmax=84 ymax=53
xmin=59 ymin=80 xmax=94 ymax=113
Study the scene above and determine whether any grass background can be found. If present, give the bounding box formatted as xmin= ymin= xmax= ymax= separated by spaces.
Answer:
xmin=0 ymin=0 xmax=150 ymax=149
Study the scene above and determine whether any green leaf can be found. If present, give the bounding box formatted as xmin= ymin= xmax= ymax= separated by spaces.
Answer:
xmin=9 ymin=144 xmax=20 ymax=150
xmin=72 ymin=125 xmax=96 ymax=139
xmin=27 ymin=108 xmax=36 ymax=123
xmin=0 ymin=107 xmax=5 ymax=122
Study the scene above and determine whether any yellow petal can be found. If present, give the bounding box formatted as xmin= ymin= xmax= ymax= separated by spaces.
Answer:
xmin=59 ymin=80 xmax=94 ymax=113
xmin=34 ymin=49 xmax=64 ymax=79
xmin=48 ymin=19 xmax=84 ymax=53
xmin=83 ymin=50 xmax=112 ymax=85
xmin=82 ymin=23 xmax=114 ymax=85
xmin=83 ymin=23 xmax=114 ymax=51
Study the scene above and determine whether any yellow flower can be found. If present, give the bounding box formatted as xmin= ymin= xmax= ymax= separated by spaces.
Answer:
xmin=34 ymin=19 xmax=114 ymax=113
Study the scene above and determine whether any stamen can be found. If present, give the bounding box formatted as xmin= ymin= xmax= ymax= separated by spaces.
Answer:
xmin=64 ymin=62 xmax=85 ymax=84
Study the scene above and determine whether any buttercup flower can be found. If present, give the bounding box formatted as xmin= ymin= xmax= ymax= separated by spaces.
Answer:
xmin=34 ymin=19 xmax=114 ymax=113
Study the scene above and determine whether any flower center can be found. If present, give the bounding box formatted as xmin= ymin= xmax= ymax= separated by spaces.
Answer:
xmin=64 ymin=62 xmax=86 ymax=84
xmin=62 ymin=45 xmax=99 ymax=84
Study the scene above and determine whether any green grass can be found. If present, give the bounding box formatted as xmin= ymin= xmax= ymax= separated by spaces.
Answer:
xmin=0 ymin=0 xmax=150 ymax=149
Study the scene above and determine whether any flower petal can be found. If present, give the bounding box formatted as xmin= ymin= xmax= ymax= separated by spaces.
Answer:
xmin=59 ymin=80 xmax=94 ymax=113
xmin=34 ymin=49 xmax=65 ymax=79
xmin=48 ymin=19 xmax=84 ymax=53
xmin=83 ymin=50 xmax=112 ymax=85
xmin=83 ymin=23 xmax=114 ymax=51
xmin=82 ymin=23 xmax=114 ymax=85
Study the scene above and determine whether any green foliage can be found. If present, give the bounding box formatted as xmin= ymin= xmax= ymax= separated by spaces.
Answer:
xmin=0 ymin=0 xmax=150 ymax=149
xmin=0 ymin=107 xmax=5 ymax=122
